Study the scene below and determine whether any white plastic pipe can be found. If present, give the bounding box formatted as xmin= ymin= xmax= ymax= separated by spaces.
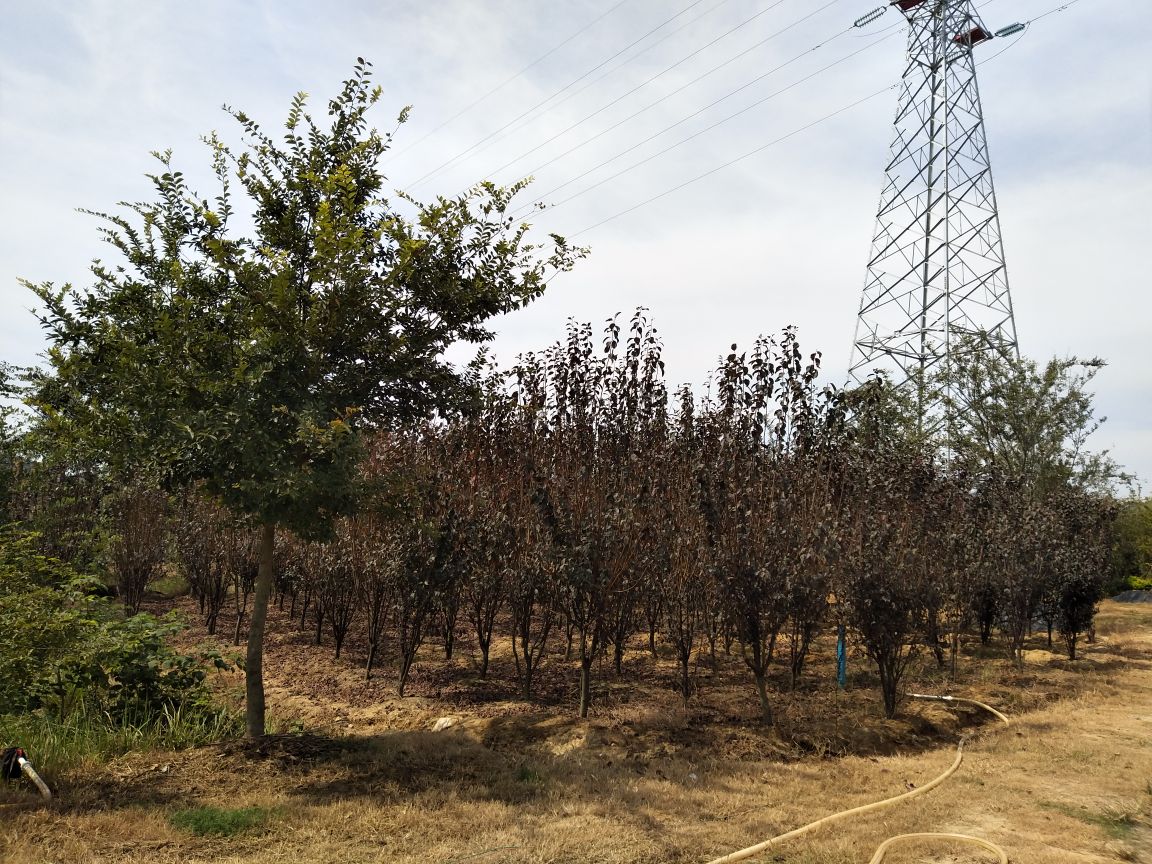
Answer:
xmin=906 ymin=692 xmax=1011 ymax=725
xmin=17 ymin=757 xmax=52 ymax=801
xmin=704 ymin=693 xmax=1012 ymax=864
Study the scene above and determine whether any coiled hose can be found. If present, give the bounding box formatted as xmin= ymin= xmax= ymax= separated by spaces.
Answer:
xmin=704 ymin=694 xmax=1010 ymax=864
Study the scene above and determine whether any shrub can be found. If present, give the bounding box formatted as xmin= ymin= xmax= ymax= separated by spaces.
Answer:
xmin=0 ymin=525 xmax=234 ymax=726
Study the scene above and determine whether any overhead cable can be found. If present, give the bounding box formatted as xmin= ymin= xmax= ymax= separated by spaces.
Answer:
xmin=404 ymin=0 xmax=718 ymax=190
xmin=507 ymin=17 xmax=888 ymax=215
xmin=389 ymin=0 xmax=634 ymax=161
xmin=513 ymin=0 xmax=1003 ymax=219
xmin=1028 ymin=0 xmax=1083 ymax=24
xmin=456 ymin=0 xmax=741 ymax=162
xmin=559 ymin=0 xmax=1088 ymax=239
xmin=478 ymin=0 xmax=844 ymax=191
xmin=567 ymin=84 xmax=895 ymax=237
xmin=521 ymin=29 xmax=899 ymax=218
xmin=979 ymin=0 xmax=1086 ymax=64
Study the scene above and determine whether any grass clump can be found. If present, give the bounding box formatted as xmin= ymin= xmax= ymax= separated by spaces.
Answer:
xmin=1040 ymin=798 xmax=1146 ymax=839
xmin=0 ymin=702 xmax=241 ymax=781
xmin=1098 ymin=800 xmax=1146 ymax=838
xmin=169 ymin=805 xmax=271 ymax=837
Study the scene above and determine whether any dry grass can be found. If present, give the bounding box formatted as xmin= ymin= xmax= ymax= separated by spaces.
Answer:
xmin=4 ymin=600 xmax=1152 ymax=863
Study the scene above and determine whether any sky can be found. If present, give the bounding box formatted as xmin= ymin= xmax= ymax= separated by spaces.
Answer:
xmin=1 ymin=0 xmax=1148 ymax=484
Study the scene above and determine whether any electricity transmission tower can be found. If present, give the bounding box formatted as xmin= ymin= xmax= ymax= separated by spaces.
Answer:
xmin=848 ymin=0 xmax=1018 ymax=411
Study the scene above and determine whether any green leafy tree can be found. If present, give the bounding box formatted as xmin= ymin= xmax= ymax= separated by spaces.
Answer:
xmin=936 ymin=336 xmax=1121 ymax=492
xmin=1109 ymin=498 xmax=1152 ymax=592
xmin=24 ymin=60 xmax=581 ymax=736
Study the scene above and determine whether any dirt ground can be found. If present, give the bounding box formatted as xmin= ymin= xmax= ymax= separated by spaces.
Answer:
xmin=3 ymin=600 xmax=1151 ymax=863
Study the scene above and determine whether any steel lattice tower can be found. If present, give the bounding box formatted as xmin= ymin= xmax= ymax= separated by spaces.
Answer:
xmin=849 ymin=0 xmax=1018 ymax=406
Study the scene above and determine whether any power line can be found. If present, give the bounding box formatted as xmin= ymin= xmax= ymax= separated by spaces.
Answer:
xmin=403 ymin=0 xmax=722 ymax=191
xmin=560 ymin=0 xmax=1088 ymax=239
xmin=448 ymin=0 xmax=742 ymax=166
xmin=518 ymin=29 xmax=899 ymax=218
xmin=977 ymin=0 xmax=1085 ymax=64
xmin=509 ymin=0 xmax=1003 ymax=196
xmin=978 ymin=29 xmax=1027 ymax=64
xmin=1028 ymin=0 xmax=1083 ymax=24
xmin=507 ymin=16 xmax=882 ymax=215
xmin=472 ymin=0 xmax=1004 ymax=194
xmin=389 ymin=0 xmax=633 ymax=161
xmin=478 ymin=0 xmax=845 ymax=192
xmin=569 ymin=85 xmax=896 ymax=236
xmin=513 ymin=0 xmax=1008 ymax=220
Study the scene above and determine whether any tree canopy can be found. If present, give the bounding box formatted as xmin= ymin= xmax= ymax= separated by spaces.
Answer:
xmin=935 ymin=335 xmax=1121 ymax=493
xmin=24 ymin=60 xmax=582 ymax=735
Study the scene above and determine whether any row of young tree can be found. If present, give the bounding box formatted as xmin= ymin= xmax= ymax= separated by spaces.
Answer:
xmin=5 ymin=65 xmax=1130 ymax=735
xmin=18 ymin=314 xmax=1112 ymax=722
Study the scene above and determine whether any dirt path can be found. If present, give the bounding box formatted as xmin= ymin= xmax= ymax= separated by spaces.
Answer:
xmin=3 ymin=602 xmax=1150 ymax=863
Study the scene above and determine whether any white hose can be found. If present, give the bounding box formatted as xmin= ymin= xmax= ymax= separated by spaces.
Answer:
xmin=704 ymin=742 xmax=968 ymax=864
xmin=18 ymin=757 xmax=52 ymax=801
xmin=906 ymin=692 xmax=1011 ymax=725
xmin=868 ymin=831 xmax=1008 ymax=863
xmin=704 ymin=694 xmax=1012 ymax=864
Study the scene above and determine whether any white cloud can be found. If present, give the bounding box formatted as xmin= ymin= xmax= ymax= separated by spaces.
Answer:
xmin=1 ymin=0 xmax=1147 ymax=480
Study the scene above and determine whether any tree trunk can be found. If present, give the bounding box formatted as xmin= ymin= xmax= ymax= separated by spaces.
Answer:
xmin=478 ymin=636 xmax=491 ymax=679
xmin=298 ymin=588 xmax=311 ymax=630
xmin=754 ymin=673 xmax=772 ymax=725
xmin=878 ymin=657 xmax=899 ymax=719
xmin=578 ymin=656 xmax=593 ymax=719
xmin=245 ymin=522 xmax=276 ymax=738
xmin=366 ymin=641 xmax=378 ymax=680
xmin=679 ymin=646 xmax=692 ymax=709
xmin=520 ymin=656 xmax=535 ymax=701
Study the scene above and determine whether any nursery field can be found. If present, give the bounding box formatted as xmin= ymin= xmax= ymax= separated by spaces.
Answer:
xmin=3 ymin=600 xmax=1150 ymax=864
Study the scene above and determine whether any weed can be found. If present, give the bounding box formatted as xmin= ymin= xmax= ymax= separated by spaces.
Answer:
xmin=1099 ymin=800 xmax=1145 ymax=838
xmin=0 ymin=701 xmax=240 ymax=781
xmin=1040 ymin=798 xmax=1144 ymax=839
xmin=168 ymin=805 xmax=271 ymax=837
xmin=149 ymin=572 xmax=191 ymax=598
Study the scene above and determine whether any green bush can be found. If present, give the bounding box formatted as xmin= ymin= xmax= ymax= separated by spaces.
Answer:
xmin=0 ymin=525 xmax=235 ymax=729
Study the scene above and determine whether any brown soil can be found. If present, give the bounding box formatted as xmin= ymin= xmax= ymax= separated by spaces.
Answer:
xmin=3 ymin=601 xmax=1151 ymax=863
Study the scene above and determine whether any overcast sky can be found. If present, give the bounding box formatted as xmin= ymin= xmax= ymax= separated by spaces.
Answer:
xmin=1 ymin=0 xmax=1148 ymax=484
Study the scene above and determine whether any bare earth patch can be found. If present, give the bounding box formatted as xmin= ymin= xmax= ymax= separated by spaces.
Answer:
xmin=3 ymin=600 xmax=1151 ymax=863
